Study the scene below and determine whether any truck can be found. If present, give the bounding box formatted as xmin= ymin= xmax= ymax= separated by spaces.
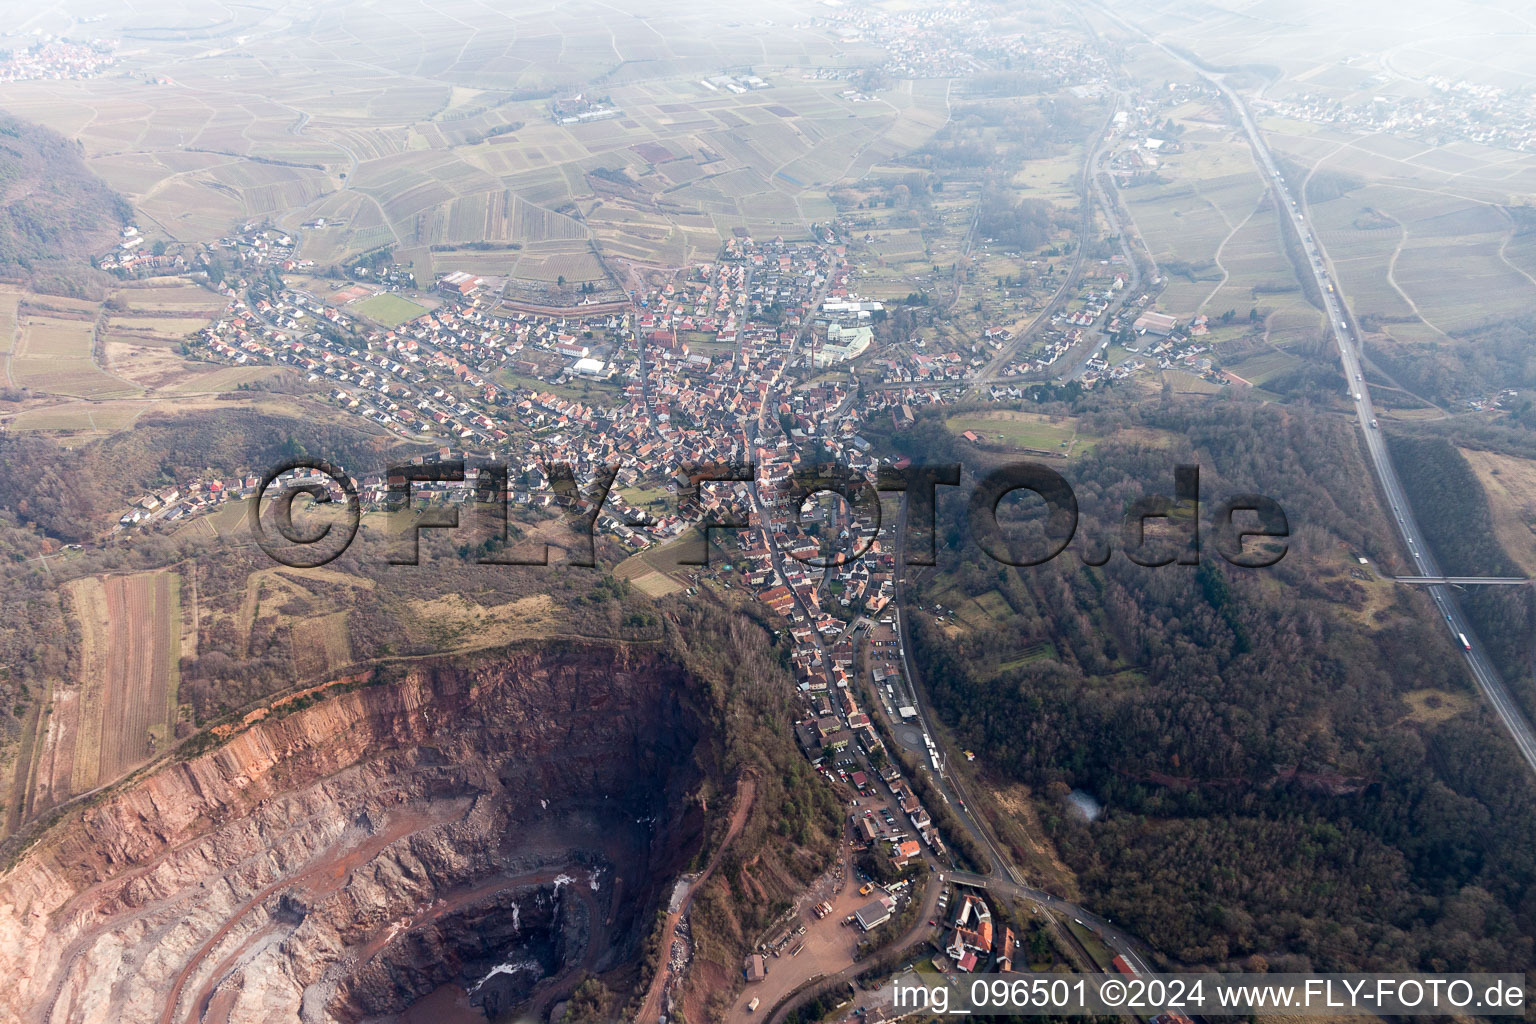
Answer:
xmin=1459 ymin=632 xmax=1472 ymax=651
xmin=748 ymin=998 xmax=761 ymax=1012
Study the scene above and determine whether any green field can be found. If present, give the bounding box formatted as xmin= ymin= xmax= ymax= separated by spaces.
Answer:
xmin=350 ymin=293 xmax=430 ymax=327
xmin=947 ymin=411 xmax=1091 ymax=454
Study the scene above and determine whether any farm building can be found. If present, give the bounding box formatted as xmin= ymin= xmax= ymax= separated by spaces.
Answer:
xmin=1133 ymin=311 xmax=1178 ymax=335
xmin=438 ymin=271 xmax=483 ymax=296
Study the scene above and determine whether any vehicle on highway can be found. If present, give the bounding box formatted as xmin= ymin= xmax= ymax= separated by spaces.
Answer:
xmin=1459 ymin=632 xmax=1472 ymax=651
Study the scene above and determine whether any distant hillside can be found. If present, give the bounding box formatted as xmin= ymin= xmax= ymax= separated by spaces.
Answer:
xmin=0 ymin=111 xmax=130 ymax=276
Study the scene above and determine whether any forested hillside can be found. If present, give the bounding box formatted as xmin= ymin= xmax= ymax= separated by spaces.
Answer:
xmin=0 ymin=408 xmax=404 ymax=543
xmin=0 ymin=111 xmax=130 ymax=275
xmin=897 ymin=399 xmax=1536 ymax=973
xmin=1389 ymin=434 xmax=1536 ymax=717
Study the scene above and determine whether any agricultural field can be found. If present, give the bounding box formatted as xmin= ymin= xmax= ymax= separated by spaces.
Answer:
xmin=1119 ymin=134 xmax=1286 ymax=319
xmin=10 ymin=314 xmax=141 ymax=400
xmin=27 ymin=570 xmax=182 ymax=810
xmin=290 ymin=612 xmax=355 ymax=680
xmin=101 ymin=337 xmax=231 ymax=391
xmin=0 ymin=279 xmax=293 ymax=411
xmin=1162 ymin=368 xmax=1225 ymax=395
xmin=512 ymin=248 xmax=608 ymax=283
xmin=613 ymin=561 xmax=685 ymax=599
xmin=113 ymin=283 xmax=226 ymax=315
xmin=0 ymin=0 xmax=943 ymax=271
xmin=1225 ymin=348 xmax=1306 ymax=387
xmin=1305 ymin=181 xmax=1536 ymax=336
xmin=0 ymin=286 xmax=19 ymax=361
xmin=1252 ymin=107 xmax=1536 ymax=352
xmin=5 ymin=400 xmax=155 ymax=436
xmin=428 ymin=247 xmax=525 ymax=279
xmin=402 ymin=592 xmax=561 ymax=652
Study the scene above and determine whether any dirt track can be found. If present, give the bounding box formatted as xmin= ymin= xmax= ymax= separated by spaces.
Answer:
xmin=633 ymin=776 xmax=757 ymax=1024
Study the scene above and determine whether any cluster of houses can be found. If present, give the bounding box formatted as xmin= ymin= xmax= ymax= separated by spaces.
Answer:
xmin=698 ymin=73 xmax=769 ymax=94
xmin=1258 ymin=80 xmax=1536 ymax=154
xmin=1124 ymin=311 xmax=1234 ymax=384
xmin=807 ymin=2 xmax=1110 ymax=86
xmin=942 ymin=892 xmax=1018 ymax=974
xmin=95 ymin=225 xmax=188 ymax=276
xmin=117 ymin=476 xmax=258 ymax=529
xmin=790 ymin=611 xmax=951 ymax=868
xmin=0 ymin=38 xmax=116 ymax=81
xmin=1102 ymin=82 xmax=1218 ymax=187
xmin=170 ymin=229 xmax=926 ymax=594
xmin=549 ymin=94 xmax=621 ymax=125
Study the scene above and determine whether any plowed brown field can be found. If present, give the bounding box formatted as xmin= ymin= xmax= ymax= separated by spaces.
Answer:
xmin=64 ymin=570 xmax=180 ymax=793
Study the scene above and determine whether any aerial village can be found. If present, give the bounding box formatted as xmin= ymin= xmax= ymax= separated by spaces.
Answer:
xmin=83 ymin=25 xmax=1226 ymax=1010
xmin=0 ymin=19 xmax=1290 ymax=1024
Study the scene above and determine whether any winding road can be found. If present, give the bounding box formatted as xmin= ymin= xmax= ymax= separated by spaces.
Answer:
xmin=633 ymin=777 xmax=756 ymax=1024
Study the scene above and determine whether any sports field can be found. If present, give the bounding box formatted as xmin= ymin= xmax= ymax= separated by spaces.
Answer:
xmin=351 ymin=293 xmax=430 ymax=327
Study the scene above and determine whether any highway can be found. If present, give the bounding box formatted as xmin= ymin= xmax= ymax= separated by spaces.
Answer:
xmin=1103 ymin=9 xmax=1536 ymax=777
xmin=1396 ymin=576 xmax=1535 ymax=586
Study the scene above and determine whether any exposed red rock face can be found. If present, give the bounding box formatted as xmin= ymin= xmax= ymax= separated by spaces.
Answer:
xmin=0 ymin=643 xmax=710 ymax=1024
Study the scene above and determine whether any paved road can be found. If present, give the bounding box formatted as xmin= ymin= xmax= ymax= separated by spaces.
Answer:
xmin=1100 ymin=6 xmax=1536 ymax=777
xmin=947 ymin=871 xmax=1153 ymax=975
xmin=1395 ymin=576 xmax=1535 ymax=585
xmin=886 ymin=500 xmax=1163 ymax=975
xmin=966 ymin=98 xmax=1126 ymax=393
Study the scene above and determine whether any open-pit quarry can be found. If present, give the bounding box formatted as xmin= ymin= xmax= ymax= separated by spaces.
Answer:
xmin=0 ymin=643 xmax=713 ymax=1024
